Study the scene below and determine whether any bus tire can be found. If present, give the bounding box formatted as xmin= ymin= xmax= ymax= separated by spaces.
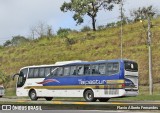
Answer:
xmin=98 ymin=98 xmax=110 ymax=102
xmin=45 ymin=97 xmax=53 ymax=101
xmin=84 ymin=90 xmax=97 ymax=102
xmin=29 ymin=90 xmax=38 ymax=101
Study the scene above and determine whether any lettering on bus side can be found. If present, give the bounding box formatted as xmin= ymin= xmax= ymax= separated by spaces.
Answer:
xmin=78 ymin=79 xmax=106 ymax=85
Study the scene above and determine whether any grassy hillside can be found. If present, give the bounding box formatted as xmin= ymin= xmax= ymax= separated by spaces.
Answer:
xmin=1 ymin=18 xmax=160 ymax=95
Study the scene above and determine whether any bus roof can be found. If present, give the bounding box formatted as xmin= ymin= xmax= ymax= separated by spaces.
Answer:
xmin=22 ymin=59 xmax=134 ymax=69
xmin=20 ymin=59 xmax=136 ymax=70
xmin=21 ymin=60 xmax=86 ymax=69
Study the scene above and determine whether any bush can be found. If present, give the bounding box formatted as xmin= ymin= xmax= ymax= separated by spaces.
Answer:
xmin=97 ymin=25 xmax=106 ymax=30
xmin=0 ymin=71 xmax=11 ymax=88
xmin=81 ymin=26 xmax=91 ymax=32
xmin=106 ymin=22 xmax=116 ymax=28
xmin=3 ymin=36 xmax=30 ymax=47
xmin=3 ymin=40 xmax=12 ymax=47
xmin=57 ymin=28 xmax=71 ymax=38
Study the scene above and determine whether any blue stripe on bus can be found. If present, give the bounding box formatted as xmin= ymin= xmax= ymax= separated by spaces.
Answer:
xmin=43 ymin=74 xmax=121 ymax=86
xmin=41 ymin=60 xmax=131 ymax=87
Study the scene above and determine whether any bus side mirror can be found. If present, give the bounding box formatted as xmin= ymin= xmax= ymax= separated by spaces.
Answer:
xmin=12 ymin=73 xmax=20 ymax=81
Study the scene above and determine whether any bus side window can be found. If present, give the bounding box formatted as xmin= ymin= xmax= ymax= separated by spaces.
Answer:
xmin=39 ymin=68 xmax=45 ymax=77
xmin=77 ymin=66 xmax=84 ymax=76
xmin=84 ymin=65 xmax=90 ymax=75
xmin=91 ymin=65 xmax=99 ymax=75
xmin=57 ymin=67 xmax=63 ymax=76
xmin=33 ymin=68 xmax=39 ymax=78
xmin=99 ymin=64 xmax=106 ymax=75
xmin=51 ymin=67 xmax=55 ymax=73
xmin=50 ymin=67 xmax=58 ymax=77
xmin=113 ymin=63 xmax=119 ymax=72
xmin=70 ymin=66 xmax=76 ymax=76
xmin=106 ymin=63 xmax=119 ymax=75
xmin=28 ymin=68 xmax=34 ymax=78
xmin=45 ymin=68 xmax=51 ymax=77
xmin=64 ymin=67 xmax=70 ymax=76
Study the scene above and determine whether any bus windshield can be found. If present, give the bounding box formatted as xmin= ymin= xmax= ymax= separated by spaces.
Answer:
xmin=17 ymin=68 xmax=28 ymax=87
xmin=124 ymin=61 xmax=138 ymax=72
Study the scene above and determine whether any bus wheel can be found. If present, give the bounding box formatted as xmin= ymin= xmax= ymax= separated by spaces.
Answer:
xmin=29 ymin=90 xmax=38 ymax=101
xmin=84 ymin=90 xmax=97 ymax=102
xmin=45 ymin=97 xmax=53 ymax=101
xmin=98 ymin=98 xmax=110 ymax=102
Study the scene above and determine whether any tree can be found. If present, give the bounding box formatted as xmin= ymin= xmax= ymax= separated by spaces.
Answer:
xmin=57 ymin=28 xmax=75 ymax=46
xmin=3 ymin=40 xmax=12 ymax=47
xmin=30 ymin=22 xmax=53 ymax=39
xmin=3 ymin=36 xmax=29 ymax=47
xmin=106 ymin=22 xmax=116 ymax=28
xmin=120 ymin=7 xmax=130 ymax=25
xmin=131 ymin=5 xmax=157 ymax=22
xmin=11 ymin=35 xmax=29 ymax=46
xmin=57 ymin=28 xmax=72 ymax=37
xmin=60 ymin=0 xmax=120 ymax=31
xmin=47 ymin=26 xmax=53 ymax=37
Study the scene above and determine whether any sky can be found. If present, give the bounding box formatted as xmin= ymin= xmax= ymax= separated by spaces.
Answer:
xmin=0 ymin=0 xmax=160 ymax=45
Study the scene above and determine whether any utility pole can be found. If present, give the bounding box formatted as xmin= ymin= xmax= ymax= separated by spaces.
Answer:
xmin=120 ymin=0 xmax=123 ymax=59
xmin=147 ymin=15 xmax=153 ymax=95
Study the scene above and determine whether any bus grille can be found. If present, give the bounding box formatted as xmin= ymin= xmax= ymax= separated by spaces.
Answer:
xmin=104 ymin=89 xmax=119 ymax=95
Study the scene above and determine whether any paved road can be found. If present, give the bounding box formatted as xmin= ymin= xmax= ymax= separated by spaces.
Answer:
xmin=1 ymin=97 xmax=160 ymax=105
xmin=0 ymin=97 xmax=159 ymax=112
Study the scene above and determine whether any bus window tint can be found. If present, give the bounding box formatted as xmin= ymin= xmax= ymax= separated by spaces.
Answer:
xmin=20 ymin=68 xmax=28 ymax=78
xmin=84 ymin=65 xmax=90 ymax=75
xmin=39 ymin=68 xmax=45 ymax=77
xmin=17 ymin=68 xmax=28 ymax=87
xmin=34 ymin=68 xmax=39 ymax=78
xmin=28 ymin=68 xmax=34 ymax=78
xmin=77 ymin=66 xmax=84 ymax=75
xmin=92 ymin=65 xmax=99 ymax=75
xmin=70 ymin=66 xmax=76 ymax=75
xmin=57 ymin=67 xmax=63 ymax=76
xmin=113 ymin=63 xmax=119 ymax=72
xmin=106 ymin=63 xmax=119 ymax=75
xmin=64 ymin=67 xmax=70 ymax=76
xmin=99 ymin=64 xmax=105 ymax=75
xmin=49 ymin=67 xmax=58 ymax=77
xmin=45 ymin=68 xmax=50 ymax=77
xmin=51 ymin=67 xmax=55 ymax=73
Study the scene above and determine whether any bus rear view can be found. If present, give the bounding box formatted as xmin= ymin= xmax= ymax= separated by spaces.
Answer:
xmin=124 ymin=60 xmax=138 ymax=96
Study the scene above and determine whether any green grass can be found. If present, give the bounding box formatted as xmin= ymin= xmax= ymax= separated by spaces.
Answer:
xmin=5 ymin=87 xmax=16 ymax=96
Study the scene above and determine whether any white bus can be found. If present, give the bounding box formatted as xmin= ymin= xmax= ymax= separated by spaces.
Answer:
xmin=13 ymin=59 xmax=138 ymax=102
